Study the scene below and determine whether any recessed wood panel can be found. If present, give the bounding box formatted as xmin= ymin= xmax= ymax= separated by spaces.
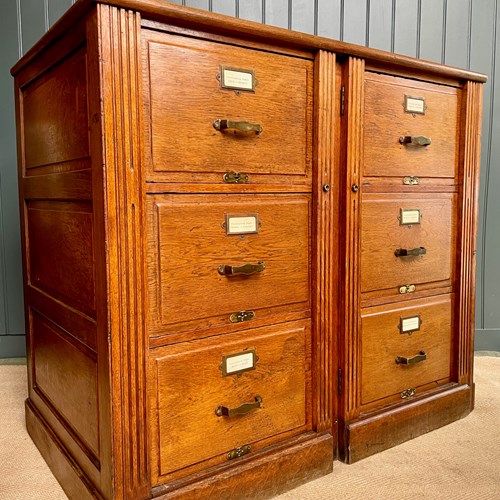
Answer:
xmin=143 ymin=32 xmax=313 ymax=186
xmin=361 ymin=193 xmax=457 ymax=294
xmin=31 ymin=309 xmax=99 ymax=456
xmin=363 ymin=72 xmax=460 ymax=179
xmin=27 ymin=201 xmax=95 ymax=316
xmin=151 ymin=321 xmax=309 ymax=480
xmin=361 ymin=295 xmax=453 ymax=406
xmin=22 ymin=49 xmax=89 ymax=170
xmin=148 ymin=193 xmax=310 ymax=337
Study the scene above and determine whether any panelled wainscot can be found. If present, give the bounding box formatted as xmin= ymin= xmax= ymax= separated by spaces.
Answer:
xmin=11 ymin=1 xmax=485 ymax=498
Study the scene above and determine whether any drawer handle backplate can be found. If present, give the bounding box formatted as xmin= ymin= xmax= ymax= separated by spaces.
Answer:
xmin=218 ymin=262 xmax=265 ymax=276
xmin=216 ymin=396 xmax=263 ymax=417
xmin=214 ymin=119 xmax=262 ymax=134
xmin=395 ymin=351 xmax=427 ymax=365
xmin=395 ymin=247 xmax=427 ymax=257
xmin=399 ymin=135 xmax=431 ymax=147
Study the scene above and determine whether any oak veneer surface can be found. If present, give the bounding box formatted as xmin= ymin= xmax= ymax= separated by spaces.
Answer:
xmin=10 ymin=0 xmax=485 ymax=498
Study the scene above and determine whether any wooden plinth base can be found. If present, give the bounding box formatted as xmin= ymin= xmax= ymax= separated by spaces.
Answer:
xmin=343 ymin=384 xmax=474 ymax=463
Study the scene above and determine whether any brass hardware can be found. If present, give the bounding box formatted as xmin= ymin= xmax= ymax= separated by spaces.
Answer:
xmin=218 ymin=262 xmax=265 ymax=276
xmin=399 ymin=208 xmax=421 ymax=225
xmin=403 ymin=95 xmax=426 ymax=115
xmin=395 ymin=247 xmax=427 ymax=257
xmin=403 ymin=176 xmax=420 ymax=185
xmin=399 ymin=315 xmax=421 ymax=335
xmin=227 ymin=444 xmax=252 ymax=460
xmin=323 ymin=184 xmax=331 ymax=192
xmin=219 ymin=66 xmax=256 ymax=92
xmin=223 ymin=213 xmax=259 ymax=235
xmin=399 ymin=135 xmax=432 ymax=147
xmin=401 ymin=388 xmax=416 ymax=399
xmin=213 ymin=119 xmax=262 ymax=134
xmin=395 ymin=350 xmax=427 ymax=365
xmin=216 ymin=396 xmax=263 ymax=417
xmin=223 ymin=172 xmax=249 ymax=184
xmin=351 ymin=184 xmax=359 ymax=193
xmin=399 ymin=284 xmax=416 ymax=294
xmin=220 ymin=349 xmax=259 ymax=377
xmin=229 ymin=310 xmax=255 ymax=323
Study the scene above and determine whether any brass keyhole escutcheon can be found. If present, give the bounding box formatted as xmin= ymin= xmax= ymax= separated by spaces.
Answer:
xmin=351 ymin=184 xmax=359 ymax=193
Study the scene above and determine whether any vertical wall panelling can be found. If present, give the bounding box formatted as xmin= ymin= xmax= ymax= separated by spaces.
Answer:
xmin=264 ymin=0 xmax=289 ymax=29
xmin=185 ymin=0 xmax=210 ymax=11
xmin=0 ymin=0 xmax=25 ymax=356
xmin=444 ymin=0 xmax=471 ymax=69
xmin=368 ymin=0 xmax=393 ymax=52
xmin=483 ymin=2 xmax=500 ymax=336
xmin=239 ymin=0 xmax=263 ymax=23
xmin=48 ymin=0 xmax=73 ymax=27
xmin=393 ymin=0 xmax=419 ymax=57
xmin=343 ymin=0 xmax=368 ymax=45
xmin=211 ymin=0 xmax=236 ymax=17
xmin=419 ymin=0 xmax=444 ymax=63
xmin=19 ymin=0 xmax=48 ymax=54
xmin=470 ymin=0 xmax=496 ymax=337
xmin=291 ymin=0 xmax=315 ymax=35
xmin=316 ymin=0 xmax=341 ymax=40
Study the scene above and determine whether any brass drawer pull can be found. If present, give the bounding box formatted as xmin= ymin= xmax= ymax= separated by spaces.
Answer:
xmin=215 ymin=396 xmax=263 ymax=417
xmin=395 ymin=247 xmax=427 ymax=257
xmin=218 ymin=262 xmax=265 ymax=276
xmin=399 ymin=135 xmax=431 ymax=147
xmin=213 ymin=119 xmax=263 ymax=134
xmin=395 ymin=350 xmax=427 ymax=365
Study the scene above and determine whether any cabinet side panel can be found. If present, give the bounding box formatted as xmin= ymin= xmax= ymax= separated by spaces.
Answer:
xmin=16 ymin=27 xmax=110 ymax=497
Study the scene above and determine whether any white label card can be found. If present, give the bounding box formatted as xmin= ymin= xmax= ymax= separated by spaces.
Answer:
xmin=225 ymin=214 xmax=259 ymax=236
xmin=405 ymin=96 xmax=425 ymax=114
xmin=400 ymin=209 xmax=421 ymax=225
xmin=225 ymin=352 xmax=255 ymax=374
xmin=401 ymin=316 xmax=420 ymax=333
xmin=222 ymin=68 xmax=254 ymax=91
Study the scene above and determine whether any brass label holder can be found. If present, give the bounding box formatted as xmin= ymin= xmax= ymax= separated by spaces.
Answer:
xmin=220 ymin=348 xmax=259 ymax=377
xmin=399 ymin=208 xmax=421 ymax=226
xmin=403 ymin=95 xmax=426 ymax=115
xmin=399 ymin=315 xmax=421 ymax=335
xmin=219 ymin=66 xmax=256 ymax=93
xmin=223 ymin=214 xmax=260 ymax=236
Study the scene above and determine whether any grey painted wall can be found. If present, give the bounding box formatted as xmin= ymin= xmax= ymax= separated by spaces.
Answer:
xmin=0 ymin=0 xmax=498 ymax=356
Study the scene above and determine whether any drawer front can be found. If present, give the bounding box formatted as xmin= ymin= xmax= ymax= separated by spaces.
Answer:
xmin=143 ymin=31 xmax=313 ymax=186
xmin=361 ymin=193 xmax=457 ymax=294
xmin=361 ymin=295 xmax=453 ymax=406
xmin=363 ymin=72 xmax=461 ymax=180
xmin=147 ymin=194 xmax=310 ymax=337
xmin=150 ymin=321 xmax=309 ymax=481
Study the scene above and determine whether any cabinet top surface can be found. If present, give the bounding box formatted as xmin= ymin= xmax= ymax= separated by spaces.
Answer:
xmin=11 ymin=0 xmax=487 ymax=83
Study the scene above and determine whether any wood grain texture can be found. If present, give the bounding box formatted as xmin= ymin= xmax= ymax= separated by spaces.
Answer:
xmin=147 ymin=194 xmax=311 ymax=339
xmin=152 ymin=433 xmax=333 ymax=500
xmin=360 ymin=193 xmax=457 ymax=294
xmin=21 ymin=49 xmax=89 ymax=171
xmin=150 ymin=321 xmax=310 ymax=483
xmin=313 ymin=50 xmax=338 ymax=433
xmin=341 ymin=57 xmax=364 ymax=420
xmin=96 ymin=5 xmax=149 ymax=498
xmin=345 ymin=384 xmax=473 ymax=463
xmin=457 ymin=81 xmax=483 ymax=385
xmin=363 ymin=72 xmax=461 ymax=179
xmin=142 ymin=30 xmax=313 ymax=187
xmin=361 ymin=294 xmax=453 ymax=406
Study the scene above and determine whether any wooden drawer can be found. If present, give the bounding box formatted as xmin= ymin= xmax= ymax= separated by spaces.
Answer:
xmin=149 ymin=320 xmax=310 ymax=483
xmin=142 ymin=30 xmax=313 ymax=187
xmin=361 ymin=193 xmax=457 ymax=295
xmin=363 ymin=72 xmax=461 ymax=180
xmin=147 ymin=193 xmax=311 ymax=339
xmin=361 ymin=295 xmax=453 ymax=407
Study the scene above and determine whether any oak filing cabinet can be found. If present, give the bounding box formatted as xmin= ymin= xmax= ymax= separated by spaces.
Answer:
xmin=11 ymin=0 xmax=485 ymax=498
